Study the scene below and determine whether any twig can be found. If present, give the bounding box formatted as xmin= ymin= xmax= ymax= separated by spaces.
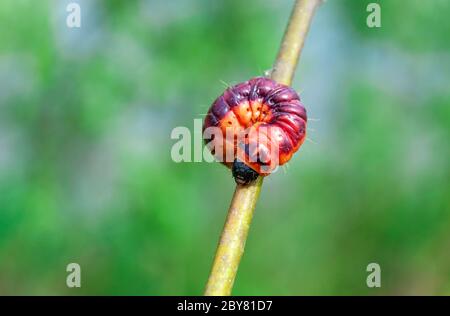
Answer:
xmin=204 ymin=0 xmax=322 ymax=296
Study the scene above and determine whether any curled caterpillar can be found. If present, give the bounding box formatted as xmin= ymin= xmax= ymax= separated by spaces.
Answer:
xmin=203 ymin=77 xmax=307 ymax=185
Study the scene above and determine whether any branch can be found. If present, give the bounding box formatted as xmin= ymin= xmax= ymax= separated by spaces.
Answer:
xmin=204 ymin=0 xmax=322 ymax=296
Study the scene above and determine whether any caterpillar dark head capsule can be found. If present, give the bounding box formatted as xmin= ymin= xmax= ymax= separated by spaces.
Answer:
xmin=231 ymin=158 xmax=259 ymax=185
xmin=203 ymin=77 xmax=307 ymax=185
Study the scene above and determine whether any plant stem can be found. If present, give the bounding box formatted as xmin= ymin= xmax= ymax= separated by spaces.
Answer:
xmin=204 ymin=0 xmax=321 ymax=296
xmin=271 ymin=0 xmax=322 ymax=85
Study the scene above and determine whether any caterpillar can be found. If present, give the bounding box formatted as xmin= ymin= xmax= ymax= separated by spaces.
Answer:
xmin=203 ymin=77 xmax=307 ymax=185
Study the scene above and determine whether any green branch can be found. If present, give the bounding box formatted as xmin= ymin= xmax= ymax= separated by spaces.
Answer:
xmin=204 ymin=0 xmax=322 ymax=296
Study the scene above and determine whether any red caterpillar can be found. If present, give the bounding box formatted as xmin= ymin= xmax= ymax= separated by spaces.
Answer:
xmin=203 ymin=77 xmax=307 ymax=185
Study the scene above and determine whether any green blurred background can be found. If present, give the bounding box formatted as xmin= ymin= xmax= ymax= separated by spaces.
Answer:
xmin=0 ymin=0 xmax=449 ymax=295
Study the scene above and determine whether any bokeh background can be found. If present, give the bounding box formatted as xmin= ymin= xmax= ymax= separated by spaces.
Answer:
xmin=0 ymin=0 xmax=449 ymax=295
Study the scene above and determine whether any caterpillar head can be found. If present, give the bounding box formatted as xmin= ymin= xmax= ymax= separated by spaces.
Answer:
xmin=232 ymin=159 xmax=259 ymax=185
